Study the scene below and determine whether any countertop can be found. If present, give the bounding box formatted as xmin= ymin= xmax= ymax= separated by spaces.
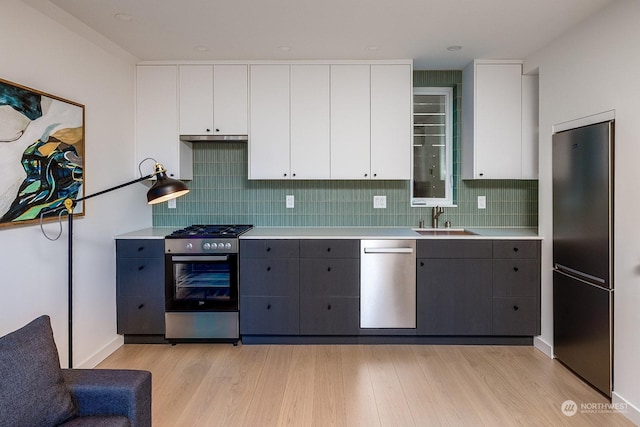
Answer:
xmin=115 ymin=226 xmax=542 ymax=240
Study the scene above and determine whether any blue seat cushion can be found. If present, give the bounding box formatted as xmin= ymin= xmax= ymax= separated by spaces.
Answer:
xmin=0 ymin=315 xmax=77 ymax=427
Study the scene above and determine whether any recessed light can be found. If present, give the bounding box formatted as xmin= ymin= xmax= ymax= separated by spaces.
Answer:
xmin=194 ymin=46 xmax=209 ymax=52
xmin=279 ymin=46 xmax=291 ymax=52
xmin=447 ymin=45 xmax=463 ymax=52
xmin=367 ymin=45 xmax=380 ymax=51
xmin=114 ymin=13 xmax=133 ymax=22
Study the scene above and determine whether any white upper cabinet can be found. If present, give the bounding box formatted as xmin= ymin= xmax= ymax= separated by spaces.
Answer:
xmin=371 ymin=64 xmax=412 ymax=180
xmin=178 ymin=64 xmax=248 ymax=136
xmin=330 ymin=65 xmax=371 ymax=179
xmin=249 ymin=64 xmax=290 ymax=179
xmin=136 ymin=65 xmax=193 ymax=180
xmin=462 ymin=60 xmax=537 ymax=179
xmin=290 ymin=65 xmax=331 ymax=179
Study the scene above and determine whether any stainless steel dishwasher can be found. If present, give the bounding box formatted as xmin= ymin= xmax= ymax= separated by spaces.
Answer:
xmin=360 ymin=240 xmax=416 ymax=329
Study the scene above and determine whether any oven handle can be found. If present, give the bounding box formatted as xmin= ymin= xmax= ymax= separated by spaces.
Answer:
xmin=171 ymin=255 xmax=229 ymax=262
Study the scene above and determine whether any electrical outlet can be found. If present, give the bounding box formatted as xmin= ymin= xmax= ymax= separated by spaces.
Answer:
xmin=477 ymin=196 xmax=486 ymax=209
xmin=286 ymin=195 xmax=295 ymax=209
xmin=168 ymin=198 xmax=177 ymax=209
xmin=373 ymin=195 xmax=387 ymax=209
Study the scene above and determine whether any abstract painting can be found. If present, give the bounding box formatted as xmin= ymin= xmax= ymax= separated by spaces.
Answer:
xmin=0 ymin=78 xmax=84 ymax=228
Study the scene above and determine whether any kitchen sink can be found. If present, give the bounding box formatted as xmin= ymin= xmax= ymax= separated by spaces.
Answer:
xmin=413 ymin=228 xmax=476 ymax=236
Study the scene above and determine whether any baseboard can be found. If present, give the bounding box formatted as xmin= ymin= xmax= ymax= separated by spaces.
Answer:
xmin=533 ymin=335 xmax=553 ymax=358
xmin=77 ymin=335 xmax=124 ymax=368
xmin=612 ymin=392 xmax=640 ymax=426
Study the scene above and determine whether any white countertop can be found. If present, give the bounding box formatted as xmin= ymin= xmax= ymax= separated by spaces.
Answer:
xmin=115 ymin=226 xmax=541 ymax=240
xmin=241 ymin=227 xmax=541 ymax=240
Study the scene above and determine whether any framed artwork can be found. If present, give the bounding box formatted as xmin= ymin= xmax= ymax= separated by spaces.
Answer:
xmin=0 ymin=78 xmax=84 ymax=228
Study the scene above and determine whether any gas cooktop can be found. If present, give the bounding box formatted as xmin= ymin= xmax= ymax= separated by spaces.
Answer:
xmin=166 ymin=224 xmax=253 ymax=239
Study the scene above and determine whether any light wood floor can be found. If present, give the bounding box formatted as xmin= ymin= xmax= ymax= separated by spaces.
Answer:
xmin=98 ymin=343 xmax=634 ymax=426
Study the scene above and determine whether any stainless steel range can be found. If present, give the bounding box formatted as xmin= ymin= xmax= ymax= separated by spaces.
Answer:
xmin=164 ymin=225 xmax=252 ymax=343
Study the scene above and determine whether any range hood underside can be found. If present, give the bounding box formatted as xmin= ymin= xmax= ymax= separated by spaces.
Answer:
xmin=180 ymin=134 xmax=248 ymax=142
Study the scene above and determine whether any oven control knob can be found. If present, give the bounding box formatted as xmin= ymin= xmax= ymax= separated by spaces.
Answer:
xmin=225 ymin=243 xmax=232 ymax=250
xmin=203 ymin=243 xmax=211 ymax=250
xmin=185 ymin=243 xmax=193 ymax=250
xmin=211 ymin=243 xmax=218 ymax=249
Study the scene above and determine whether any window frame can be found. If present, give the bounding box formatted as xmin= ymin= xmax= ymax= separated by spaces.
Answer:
xmin=411 ymin=86 xmax=454 ymax=207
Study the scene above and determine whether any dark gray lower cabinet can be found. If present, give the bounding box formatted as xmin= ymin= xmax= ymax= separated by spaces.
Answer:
xmin=116 ymin=239 xmax=165 ymax=336
xmin=417 ymin=257 xmax=493 ymax=335
xmin=240 ymin=240 xmax=300 ymax=335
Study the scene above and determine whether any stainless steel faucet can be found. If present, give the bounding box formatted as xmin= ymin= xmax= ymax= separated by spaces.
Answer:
xmin=432 ymin=206 xmax=444 ymax=228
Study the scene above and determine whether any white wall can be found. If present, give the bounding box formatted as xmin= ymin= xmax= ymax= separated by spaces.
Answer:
xmin=526 ymin=0 xmax=640 ymax=422
xmin=0 ymin=0 xmax=152 ymax=368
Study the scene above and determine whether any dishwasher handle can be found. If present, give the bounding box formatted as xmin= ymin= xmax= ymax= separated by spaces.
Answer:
xmin=363 ymin=247 xmax=414 ymax=254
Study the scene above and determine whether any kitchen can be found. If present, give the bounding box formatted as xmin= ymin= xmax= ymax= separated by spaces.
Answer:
xmin=1 ymin=0 xmax=639 ymax=425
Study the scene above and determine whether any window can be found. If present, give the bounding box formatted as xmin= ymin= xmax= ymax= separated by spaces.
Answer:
xmin=411 ymin=87 xmax=453 ymax=207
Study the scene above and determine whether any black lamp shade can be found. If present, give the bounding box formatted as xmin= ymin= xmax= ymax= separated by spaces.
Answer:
xmin=146 ymin=168 xmax=189 ymax=205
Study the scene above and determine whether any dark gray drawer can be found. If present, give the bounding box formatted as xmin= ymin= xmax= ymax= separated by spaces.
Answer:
xmin=493 ymin=259 xmax=539 ymax=297
xmin=116 ymin=239 xmax=164 ymax=258
xmin=493 ymin=240 xmax=539 ymax=259
xmin=417 ymin=240 xmax=492 ymax=259
xmin=240 ymin=258 xmax=299 ymax=296
xmin=117 ymin=296 xmax=165 ymax=335
xmin=300 ymin=239 xmax=359 ymax=258
xmin=299 ymin=296 xmax=359 ymax=335
xmin=300 ymin=259 xmax=359 ymax=297
xmin=240 ymin=296 xmax=299 ymax=335
xmin=240 ymin=239 xmax=299 ymax=258
xmin=117 ymin=258 xmax=164 ymax=296
xmin=492 ymin=297 xmax=538 ymax=335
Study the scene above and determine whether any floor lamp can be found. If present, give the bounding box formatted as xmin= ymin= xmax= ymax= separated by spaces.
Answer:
xmin=61 ymin=162 xmax=189 ymax=367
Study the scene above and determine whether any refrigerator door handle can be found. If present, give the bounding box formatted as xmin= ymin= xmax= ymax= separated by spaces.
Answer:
xmin=554 ymin=264 xmax=609 ymax=288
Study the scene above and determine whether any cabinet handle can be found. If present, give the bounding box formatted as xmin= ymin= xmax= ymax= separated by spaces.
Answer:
xmin=513 ymin=247 xmax=519 ymax=252
xmin=327 ymin=247 xmax=331 ymax=252
xmin=215 ymin=128 xmax=220 ymax=132
xmin=513 ymin=267 xmax=519 ymax=272
xmin=283 ymin=173 xmax=287 ymax=177
xmin=327 ymin=304 xmax=332 ymax=310
xmin=364 ymin=173 xmax=368 ymax=177
xmin=513 ymin=305 xmax=519 ymax=311
xmin=267 ymin=304 xmax=272 ymax=310
xmin=327 ymin=266 xmax=331 ymax=272
xmin=137 ymin=246 xmax=144 ymax=252
xmin=266 ymin=247 xmax=271 ymax=252
xmin=373 ymin=173 xmax=377 ymax=177
xmin=479 ymin=173 xmax=484 ymax=177
xmin=292 ymin=173 xmax=296 ymax=177
xmin=138 ymin=265 xmax=145 ymax=271
xmin=138 ymin=304 xmax=144 ymax=309
xmin=420 ymin=261 xmax=424 ymax=267
xmin=206 ymin=128 xmax=211 ymax=132
xmin=266 ymin=266 xmax=271 ymax=272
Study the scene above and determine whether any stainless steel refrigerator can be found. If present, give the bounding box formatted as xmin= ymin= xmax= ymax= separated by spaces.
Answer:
xmin=552 ymin=120 xmax=614 ymax=397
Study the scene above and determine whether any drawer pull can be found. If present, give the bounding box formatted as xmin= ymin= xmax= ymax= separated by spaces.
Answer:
xmin=138 ymin=265 xmax=145 ymax=271
xmin=513 ymin=305 xmax=519 ymax=311
xmin=267 ymin=304 xmax=272 ymax=310
xmin=327 ymin=267 xmax=331 ymax=272
xmin=513 ymin=247 xmax=519 ymax=252
xmin=137 ymin=246 xmax=144 ymax=252
xmin=420 ymin=261 xmax=424 ymax=267
xmin=327 ymin=247 xmax=331 ymax=252
xmin=266 ymin=266 xmax=271 ymax=272
xmin=513 ymin=267 xmax=519 ymax=272
xmin=138 ymin=304 xmax=144 ymax=309
xmin=327 ymin=304 xmax=332 ymax=310
xmin=266 ymin=247 xmax=271 ymax=252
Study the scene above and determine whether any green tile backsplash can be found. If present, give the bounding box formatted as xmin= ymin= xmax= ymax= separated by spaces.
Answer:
xmin=152 ymin=70 xmax=538 ymax=228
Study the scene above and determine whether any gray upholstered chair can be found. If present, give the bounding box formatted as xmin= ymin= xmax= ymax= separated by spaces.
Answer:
xmin=0 ymin=315 xmax=151 ymax=427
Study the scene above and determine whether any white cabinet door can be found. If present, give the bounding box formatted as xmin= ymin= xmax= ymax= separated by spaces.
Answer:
xmin=521 ymin=75 xmax=539 ymax=179
xmin=213 ymin=65 xmax=248 ymax=135
xmin=371 ymin=64 xmax=412 ymax=179
xmin=249 ymin=65 xmax=290 ymax=179
xmin=330 ymin=65 xmax=371 ymax=179
xmin=178 ymin=65 xmax=214 ymax=135
xmin=290 ymin=65 xmax=330 ymax=179
xmin=463 ymin=60 xmax=524 ymax=179
xmin=136 ymin=65 xmax=192 ymax=180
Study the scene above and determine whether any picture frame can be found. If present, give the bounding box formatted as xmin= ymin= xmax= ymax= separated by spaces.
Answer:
xmin=0 ymin=78 xmax=85 ymax=228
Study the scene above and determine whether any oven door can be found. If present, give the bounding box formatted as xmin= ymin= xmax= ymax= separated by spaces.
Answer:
xmin=165 ymin=254 xmax=238 ymax=311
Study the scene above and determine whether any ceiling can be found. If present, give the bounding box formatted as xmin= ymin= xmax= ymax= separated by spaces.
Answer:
xmin=25 ymin=0 xmax=614 ymax=69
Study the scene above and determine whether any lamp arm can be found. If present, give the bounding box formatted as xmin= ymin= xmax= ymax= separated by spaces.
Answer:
xmin=67 ymin=172 xmax=157 ymax=211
